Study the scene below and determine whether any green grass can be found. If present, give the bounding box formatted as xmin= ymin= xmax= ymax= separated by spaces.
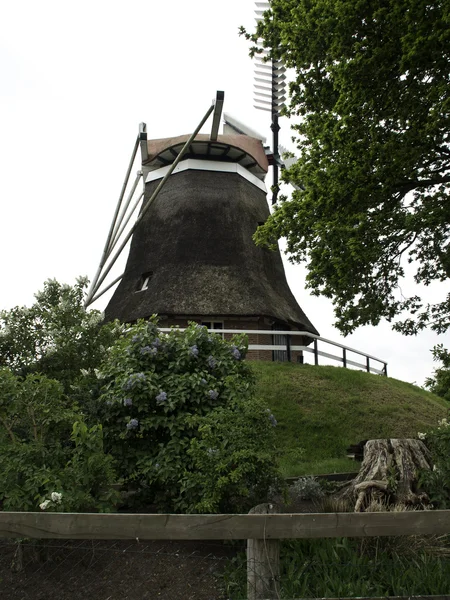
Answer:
xmin=250 ymin=362 xmax=450 ymax=476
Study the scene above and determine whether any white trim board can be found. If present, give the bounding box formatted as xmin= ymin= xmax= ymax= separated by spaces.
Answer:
xmin=145 ymin=159 xmax=267 ymax=193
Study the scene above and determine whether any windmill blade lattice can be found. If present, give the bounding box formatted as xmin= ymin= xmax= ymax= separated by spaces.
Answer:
xmin=253 ymin=3 xmax=286 ymax=115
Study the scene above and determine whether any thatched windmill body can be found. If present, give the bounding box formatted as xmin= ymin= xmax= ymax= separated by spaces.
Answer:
xmin=102 ymin=116 xmax=318 ymax=359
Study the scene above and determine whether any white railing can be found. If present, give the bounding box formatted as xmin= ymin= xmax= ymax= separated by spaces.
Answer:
xmin=159 ymin=328 xmax=388 ymax=376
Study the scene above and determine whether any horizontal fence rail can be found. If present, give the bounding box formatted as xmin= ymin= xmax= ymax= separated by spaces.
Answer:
xmin=1 ymin=510 xmax=450 ymax=540
xmin=160 ymin=328 xmax=388 ymax=376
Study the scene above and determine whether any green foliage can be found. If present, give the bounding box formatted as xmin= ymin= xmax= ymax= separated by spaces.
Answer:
xmin=425 ymin=344 xmax=450 ymax=402
xmin=419 ymin=417 xmax=450 ymax=508
xmin=243 ymin=0 xmax=450 ymax=335
xmin=0 ymin=369 xmax=118 ymax=512
xmin=98 ymin=319 xmax=279 ymax=512
xmin=0 ymin=277 xmax=120 ymax=395
xmin=224 ymin=537 xmax=450 ymax=597
xmin=252 ymin=362 xmax=448 ymax=476
xmin=185 ymin=398 xmax=280 ymax=512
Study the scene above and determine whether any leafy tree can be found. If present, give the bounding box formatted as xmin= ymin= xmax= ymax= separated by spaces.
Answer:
xmin=0 ymin=277 xmax=120 ymax=395
xmin=425 ymin=344 xmax=450 ymax=401
xmin=98 ymin=318 xmax=280 ymax=513
xmin=244 ymin=0 xmax=450 ymax=335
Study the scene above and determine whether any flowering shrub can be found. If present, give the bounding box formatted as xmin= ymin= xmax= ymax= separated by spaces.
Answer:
xmin=98 ymin=318 xmax=279 ymax=512
xmin=0 ymin=369 xmax=118 ymax=512
xmin=419 ymin=417 xmax=450 ymax=508
xmin=290 ymin=476 xmax=324 ymax=502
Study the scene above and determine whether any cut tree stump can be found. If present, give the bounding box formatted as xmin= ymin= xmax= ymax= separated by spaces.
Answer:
xmin=338 ymin=439 xmax=433 ymax=511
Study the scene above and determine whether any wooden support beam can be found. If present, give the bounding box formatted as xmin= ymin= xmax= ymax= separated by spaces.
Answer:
xmin=247 ymin=504 xmax=280 ymax=600
xmin=1 ymin=510 xmax=450 ymax=540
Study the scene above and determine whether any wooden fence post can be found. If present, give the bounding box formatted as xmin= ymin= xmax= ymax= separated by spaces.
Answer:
xmin=247 ymin=503 xmax=280 ymax=600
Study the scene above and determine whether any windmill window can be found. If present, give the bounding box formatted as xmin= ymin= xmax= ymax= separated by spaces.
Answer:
xmin=137 ymin=272 xmax=153 ymax=292
xmin=201 ymin=321 xmax=224 ymax=338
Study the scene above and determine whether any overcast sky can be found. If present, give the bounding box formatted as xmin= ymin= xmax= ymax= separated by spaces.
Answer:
xmin=1 ymin=0 xmax=448 ymax=386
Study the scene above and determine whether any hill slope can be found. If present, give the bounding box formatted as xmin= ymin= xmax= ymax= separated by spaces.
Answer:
xmin=251 ymin=362 xmax=449 ymax=476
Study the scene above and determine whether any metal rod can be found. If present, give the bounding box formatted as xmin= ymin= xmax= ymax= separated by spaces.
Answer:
xmin=210 ymin=91 xmax=224 ymax=141
xmin=87 ymin=273 xmax=124 ymax=307
xmin=271 ymin=113 xmax=280 ymax=204
xmin=107 ymin=191 xmax=144 ymax=258
xmin=91 ymin=101 xmax=216 ymax=298
xmin=314 ymin=339 xmax=319 ymax=365
xmin=343 ymin=348 xmax=347 ymax=368
xmin=107 ymin=172 xmax=143 ymax=256
xmin=366 ymin=356 xmax=370 ymax=373
xmin=85 ymin=135 xmax=140 ymax=307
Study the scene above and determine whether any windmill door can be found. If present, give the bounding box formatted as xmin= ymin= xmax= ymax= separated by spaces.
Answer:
xmin=272 ymin=324 xmax=290 ymax=362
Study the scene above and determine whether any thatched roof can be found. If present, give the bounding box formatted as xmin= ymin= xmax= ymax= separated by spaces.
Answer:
xmin=105 ymin=168 xmax=318 ymax=337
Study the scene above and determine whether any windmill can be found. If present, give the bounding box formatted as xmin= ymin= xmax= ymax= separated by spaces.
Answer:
xmin=85 ymin=8 xmax=318 ymax=362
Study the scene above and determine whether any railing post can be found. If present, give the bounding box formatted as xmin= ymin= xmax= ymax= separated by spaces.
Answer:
xmin=247 ymin=503 xmax=280 ymax=600
xmin=383 ymin=363 xmax=388 ymax=377
xmin=286 ymin=333 xmax=291 ymax=363
xmin=366 ymin=356 xmax=370 ymax=373
xmin=343 ymin=348 xmax=347 ymax=369
xmin=314 ymin=339 xmax=319 ymax=365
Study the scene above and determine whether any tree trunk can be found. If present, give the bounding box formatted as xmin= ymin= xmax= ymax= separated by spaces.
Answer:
xmin=339 ymin=439 xmax=432 ymax=511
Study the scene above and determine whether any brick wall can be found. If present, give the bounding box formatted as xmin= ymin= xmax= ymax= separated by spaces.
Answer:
xmin=157 ymin=316 xmax=304 ymax=363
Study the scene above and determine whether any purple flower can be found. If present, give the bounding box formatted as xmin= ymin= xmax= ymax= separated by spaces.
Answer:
xmin=201 ymin=378 xmax=207 ymax=385
xmin=190 ymin=345 xmax=199 ymax=357
xmin=208 ymin=390 xmax=219 ymax=400
xmin=141 ymin=345 xmax=157 ymax=355
xmin=123 ymin=372 xmax=146 ymax=390
xmin=126 ymin=418 xmax=139 ymax=430
xmin=267 ymin=412 xmax=277 ymax=427
xmin=152 ymin=338 xmax=161 ymax=348
xmin=123 ymin=398 xmax=132 ymax=407
xmin=156 ymin=391 xmax=167 ymax=404
xmin=232 ymin=348 xmax=241 ymax=360
xmin=207 ymin=356 xmax=216 ymax=369
xmin=131 ymin=335 xmax=141 ymax=343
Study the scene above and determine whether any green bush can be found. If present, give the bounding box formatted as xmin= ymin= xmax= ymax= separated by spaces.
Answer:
xmin=98 ymin=319 xmax=280 ymax=512
xmin=419 ymin=417 xmax=450 ymax=508
xmin=0 ymin=369 xmax=118 ymax=512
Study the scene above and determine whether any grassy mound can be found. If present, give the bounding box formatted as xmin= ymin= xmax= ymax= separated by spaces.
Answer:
xmin=251 ymin=362 xmax=449 ymax=476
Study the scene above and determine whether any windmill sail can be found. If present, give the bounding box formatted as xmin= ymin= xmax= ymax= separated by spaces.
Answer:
xmin=253 ymin=3 xmax=286 ymax=116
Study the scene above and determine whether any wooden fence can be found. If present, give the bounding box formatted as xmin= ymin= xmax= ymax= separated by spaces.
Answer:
xmin=1 ymin=509 xmax=450 ymax=599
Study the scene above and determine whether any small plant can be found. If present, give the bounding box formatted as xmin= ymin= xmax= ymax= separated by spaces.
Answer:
xmin=290 ymin=476 xmax=324 ymax=502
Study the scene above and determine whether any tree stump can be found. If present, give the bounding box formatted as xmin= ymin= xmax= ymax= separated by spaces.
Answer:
xmin=338 ymin=439 xmax=432 ymax=511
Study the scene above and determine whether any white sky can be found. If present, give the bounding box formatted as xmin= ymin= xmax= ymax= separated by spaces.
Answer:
xmin=1 ymin=0 xmax=448 ymax=386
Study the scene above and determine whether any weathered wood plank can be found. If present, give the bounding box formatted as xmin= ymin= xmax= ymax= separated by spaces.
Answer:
xmin=1 ymin=510 xmax=450 ymax=540
xmin=247 ymin=503 xmax=280 ymax=600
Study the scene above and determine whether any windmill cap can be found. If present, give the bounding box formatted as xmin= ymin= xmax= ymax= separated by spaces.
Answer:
xmin=143 ymin=133 xmax=269 ymax=178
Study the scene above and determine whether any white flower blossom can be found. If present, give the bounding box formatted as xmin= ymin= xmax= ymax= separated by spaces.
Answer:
xmin=51 ymin=492 xmax=63 ymax=503
xmin=438 ymin=418 xmax=449 ymax=428
xmin=418 ymin=432 xmax=426 ymax=440
xmin=39 ymin=500 xmax=51 ymax=510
